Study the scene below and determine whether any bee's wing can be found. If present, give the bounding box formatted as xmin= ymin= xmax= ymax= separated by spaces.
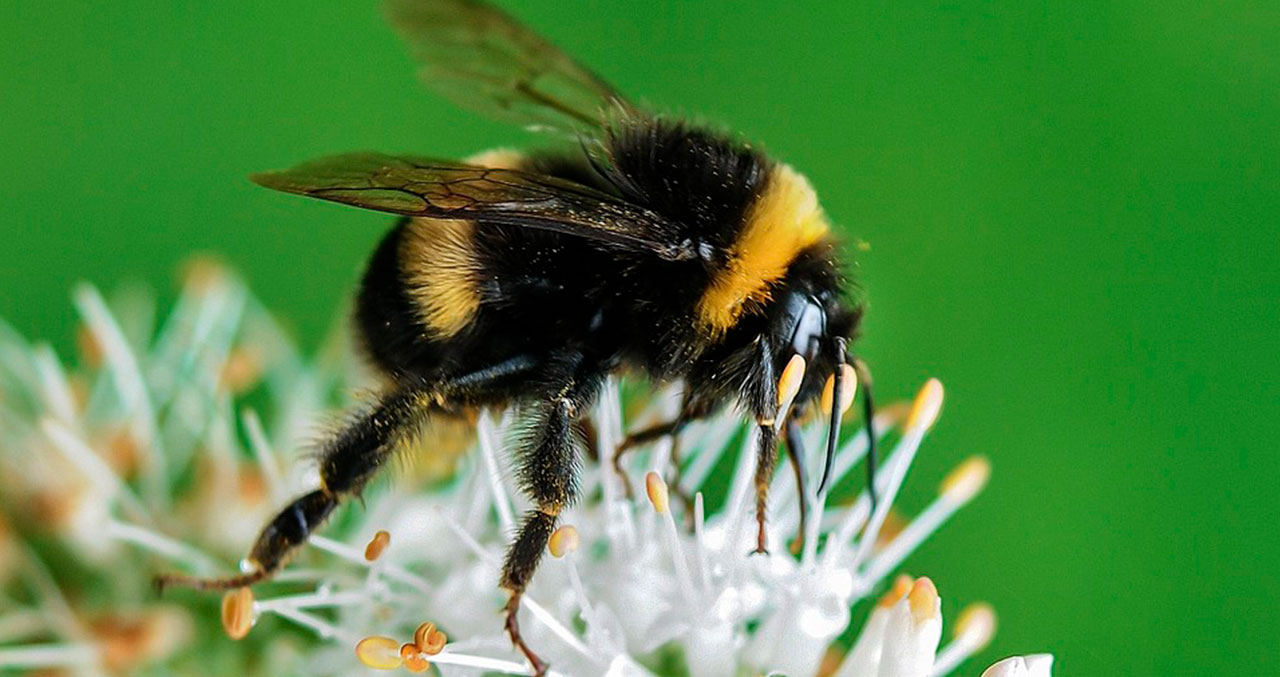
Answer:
xmin=252 ymin=152 xmax=695 ymax=261
xmin=385 ymin=0 xmax=629 ymax=137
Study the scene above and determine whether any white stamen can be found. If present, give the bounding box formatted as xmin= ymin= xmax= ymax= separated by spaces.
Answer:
xmin=40 ymin=418 xmax=150 ymax=525
xmin=0 ymin=277 xmax=1053 ymax=677
xmin=31 ymin=346 xmax=76 ymax=428
xmin=73 ymin=284 xmax=166 ymax=502
xmin=0 ymin=643 xmax=99 ymax=669
xmin=863 ymin=462 xmax=987 ymax=585
xmin=103 ymin=518 xmax=219 ymax=573
xmin=241 ymin=409 xmax=286 ymax=503
xmin=477 ymin=409 xmax=516 ymax=534
xmin=849 ymin=424 xmax=928 ymax=573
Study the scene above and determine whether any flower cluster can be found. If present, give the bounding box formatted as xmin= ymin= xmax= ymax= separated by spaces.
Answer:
xmin=0 ymin=263 xmax=1052 ymax=675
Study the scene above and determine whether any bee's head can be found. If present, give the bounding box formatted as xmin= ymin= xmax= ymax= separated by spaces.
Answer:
xmin=759 ymin=266 xmax=869 ymax=495
xmin=769 ymin=285 xmax=862 ymax=412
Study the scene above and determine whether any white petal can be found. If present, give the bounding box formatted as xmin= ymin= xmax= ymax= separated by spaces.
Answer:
xmin=835 ymin=607 xmax=890 ymax=677
xmin=981 ymin=654 xmax=1055 ymax=677
xmin=876 ymin=579 xmax=942 ymax=677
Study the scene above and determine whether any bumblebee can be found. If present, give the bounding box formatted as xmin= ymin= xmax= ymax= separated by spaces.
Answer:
xmin=158 ymin=0 xmax=880 ymax=672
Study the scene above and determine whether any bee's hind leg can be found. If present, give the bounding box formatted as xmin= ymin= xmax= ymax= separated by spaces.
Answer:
xmin=155 ymin=355 xmax=541 ymax=594
xmin=500 ymin=354 xmax=605 ymax=676
xmin=155 ymin=386 xmax=432 ymax=593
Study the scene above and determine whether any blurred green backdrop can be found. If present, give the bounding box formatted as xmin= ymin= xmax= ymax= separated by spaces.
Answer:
xmin=3 ymin=1 xmax=1277 ymax=673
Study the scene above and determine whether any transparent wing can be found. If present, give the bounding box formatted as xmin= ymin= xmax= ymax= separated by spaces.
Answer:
xmin=385 ymin=0 xmax=629 ymax=136
xmin=251 ymin=152 xmax=695 ymax=260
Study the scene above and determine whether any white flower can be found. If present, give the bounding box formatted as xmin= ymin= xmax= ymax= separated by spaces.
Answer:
xmin=980 ymin=655 xmax=1055 ymax=677
xmin=0 ymin=266 xmax=1053 ymax=676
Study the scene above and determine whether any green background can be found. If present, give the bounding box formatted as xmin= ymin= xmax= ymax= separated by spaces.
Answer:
xmin=3 ymin=1 xmax=1277 ymax=673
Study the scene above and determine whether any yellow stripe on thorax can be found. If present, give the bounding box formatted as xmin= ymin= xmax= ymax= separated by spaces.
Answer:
xmin=696 ymin=164 xmax=830 ymax=335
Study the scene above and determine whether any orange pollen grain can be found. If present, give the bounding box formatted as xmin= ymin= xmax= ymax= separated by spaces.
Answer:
xmin=219 ymin=587 xmax=254 ymax=640
xmin=402 ymin=643 xmax=431 ymax=673
xmin=548 ymin=525 xmax=580 ymax=558
xmin=363 ymin=530 xmax=391 ymax=562
xmin=414 ymin=621 xmax=448 ymax=655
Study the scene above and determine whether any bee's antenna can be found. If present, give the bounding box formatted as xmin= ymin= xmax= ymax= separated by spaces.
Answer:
xmin=852 ymin=358 xmax=879 ymax=511
xmin=816 ymin=337 xmax=848 ymax=495
xmin=153 ymin=568 xmax=270 ymax=594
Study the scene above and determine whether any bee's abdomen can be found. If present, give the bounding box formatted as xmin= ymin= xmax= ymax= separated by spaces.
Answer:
xmin=355 ymin=218 xmax=442 ymax=378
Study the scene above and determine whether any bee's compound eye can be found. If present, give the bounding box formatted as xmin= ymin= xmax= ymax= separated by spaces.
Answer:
xmin=788 ymin=296 xmax=827 ymax=358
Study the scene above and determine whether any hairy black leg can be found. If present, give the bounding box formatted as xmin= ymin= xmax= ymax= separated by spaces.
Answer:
xmin=500 ymin=358 xmax=603 ymax=676
xmin=156 ymin=387 xmax=429 ymax=592
xmin=741 ymin=336 xmax=781 ymax=555
xmin=665 ymin=434 xmax=698 ymax=527
xmin=612 ymin=394 xmax=713 ymax=501
xmin=852 ymin=358 xmax=879 ymax=510
xmin=753 ymin=422 xmax=780 ymax=554
xmin=613 ymin=418 xmax=680 ymax=499
xmin=784 ymin=418 xmax=810 ymax=555
xmin=156 ymin=356 xmax=540 ymax=593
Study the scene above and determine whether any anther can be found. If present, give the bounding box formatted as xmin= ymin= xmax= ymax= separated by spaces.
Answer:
xmin=645 ymin=471 xmax=669 ymax=514
xmin=363 ymin=530 xmax=391 ymax=562
xmin=414 ymin=621 xmax=448 ymax=655
xmin=877 ymin=574 xmax=914 ymax=608
xmin=401 ymin=643 xmax=430 ymax=673
xmin=220 ymin=587 xmax=254 ymax=640
xmin=940 ymin=456 xmax=991 ymax=504
xmin=954 ymin=603 xmax=997 ymax=651
xmin=548 ymin=525 xmax=580 ymax=558
xmin=819 ymin=364 xmax=858 ymax=418
xmin=354 ymin=636 xmax=403 ymax=670
xmin=907 ymin=576 xmax=940 ymax=623
xmin=906 ymin=378 xmax=944 ymax=432
xmin=777 ymin=354 xmax=806 ymax=409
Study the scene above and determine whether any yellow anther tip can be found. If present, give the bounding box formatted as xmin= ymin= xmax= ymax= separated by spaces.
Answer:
xmin=363 ymin=530 xmax=391 ymax=562
xmin=941 ymin=455 xmax=991 ymax=503
xmin=906 ymin=378 xmax=945 ymax=431
xmin=820 ymin=375 xmax=835 ymax=415
xmin=219 ymin=587 xmax=254 ymax=640
xmin=354 ymin=635 xmax=402 ymax=670
xmin=645 ymin=471 xmax=669 ymax=514
xmin=839 ymin=364 xmax=858 ymax=413
xmin=819 ymin=365 xmax=857 ymax=418
xmin=548 ymin=525 xmax=580 ymax=558
xmin=777 ymin=354 xmax=807 ymax=407
xmin=877 ymin=574 xmax=914 ymax=608
xmin=908 ymin=576 xmax=940 ymax=623
xmin=954 ymin=603 xmax=998 ymax=649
